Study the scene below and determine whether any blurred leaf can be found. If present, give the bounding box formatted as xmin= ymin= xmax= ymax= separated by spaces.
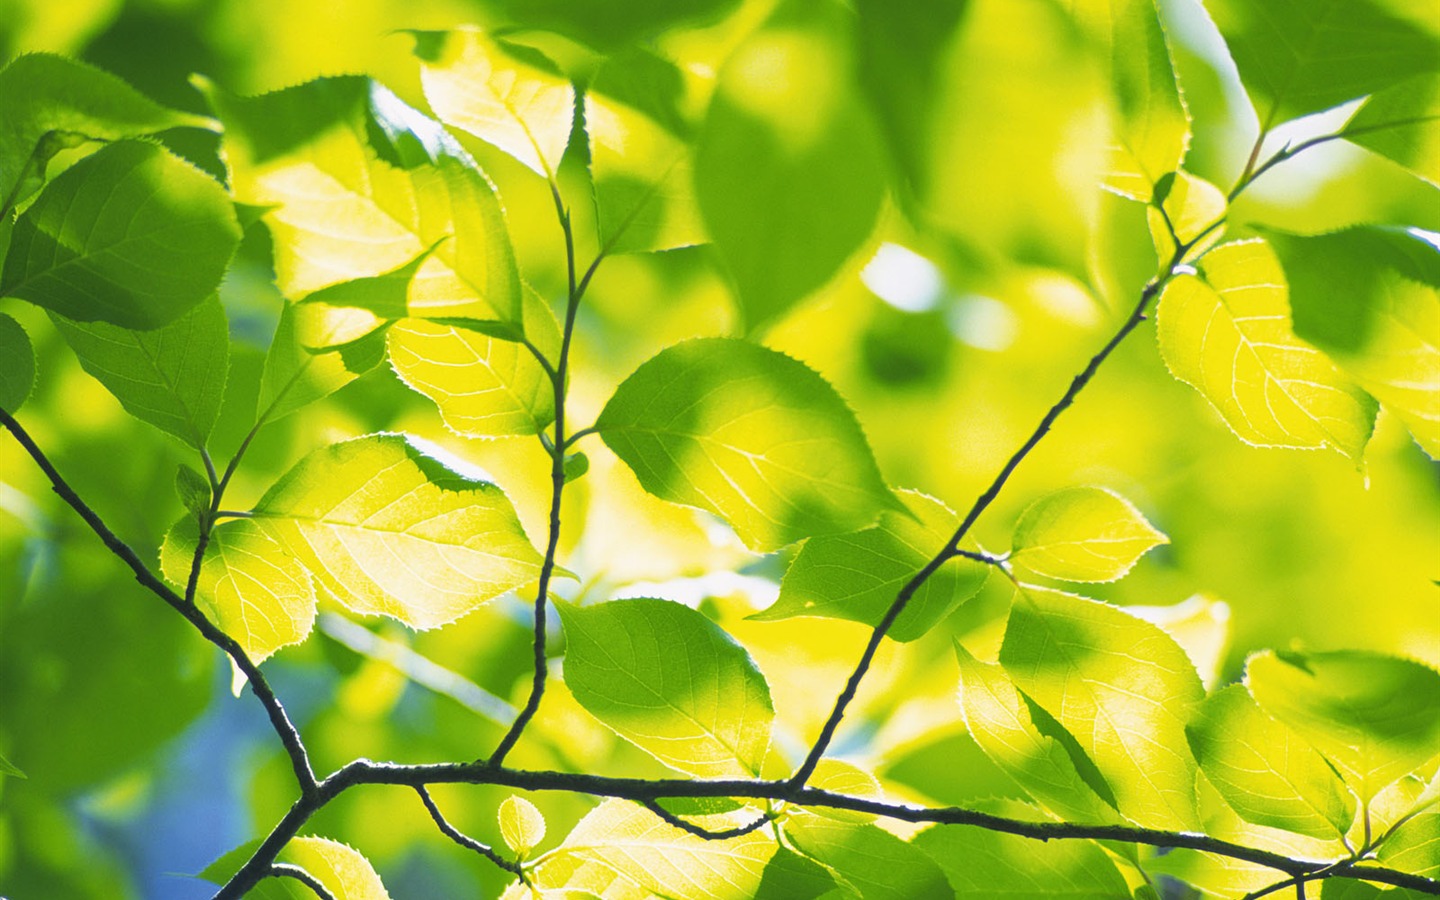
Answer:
xmin=596 ymin=338 xmax=898 ymax=553
xmin=479 ymin=0 xmax=741 ymax=52
xmin=955 ymin=642 xmax=1119 ymax=823
xmin=252 ymin=433 xmax=545 ymax=630
xmin=1322 ymin=883 xmax=1430 ymax=900
xmin=1010 ymin=486 xmax=1168 ymax=583
xmin=1000 ymin=585 xmax=1204 ymax=829
xmin=411 ymin=29 xmax=574 ymax=180
xmin=499 ymin=795 xmax=547 ymax=858
xmin=256 ymin=301 xmax=388 ymax=424
xmin=1156 ymin=239 xmax=1377 ymax=460
xmin=557 ymin=597 xmax=773 ymax=778
xmin=0 ymin=751 xmax=25 ymax=778
xmin=202 ymin=76 xmax=521 ymax=326
xmin=1 ymin=140 xmax=240 ymax=328
xmin=694 ymin=0 xmax=884 ymax=331
xmin=754 ymin=490 xmax=985 ymax=640
xmin=782 ymin=813 xmax=951 ymax=900
xmin=50 ymin=294 xmax=229 ymax=448
xmin=0 ymin=311 xmax=35 ymax=413
xmin=1187 ymin=684 xmax=1354 ymax=839
xmin=1246 ymin=649 xmax=1440 ymax=802
xmin=1266 ymin=226 xmax=1440 ymax=458
xmin=160 ymin=516 xmax=316 ymax=669
xmin=1344 ymin=74 xmax=1440 ymax=189
xmin=0 ymin=53 xmax=214 ymax=210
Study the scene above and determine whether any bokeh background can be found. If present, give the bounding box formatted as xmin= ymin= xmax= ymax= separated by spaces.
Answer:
xmin=1 ymin=0 xmax=1437 ymax=896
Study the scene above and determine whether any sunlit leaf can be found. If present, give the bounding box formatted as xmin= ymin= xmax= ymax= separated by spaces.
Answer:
xmin=1010 ymin=486 xmax=1168 ymax=583
xmin=596 ymin=338 xmax=898 ymax=553
xmin=782 ymin=813 xmax=951 ymax=900
xmin=807 ymin=759 xmax=883 ymax=824
xmin=1147 ymin=170 xmax=1226 ymax=260
xmin=1378 ymin=810 xmax=1440 ymax=878
xmin=204 ymin=835 xmax=392 ymax=899
xmin=955 ymin=642 xmax=1119 ymax=823
xmin=694 ymin=0 xmax=885 ymax=331
xmin=203 ymin=76 xmax=521 ymax=326
xmin=1156 ymin=239 xmax=1377 ymax=461
xmin=499 ymin=795 xmax=546 ymax=858
xmin=1344 ymin=74 xmax=1440 ymax=189
xmin=1 ymin=140 xmax=240 ymax=329
xmin=557 ymin=597 xmax=773 ymax=778
xmin=160 ymin=517 xmax=315 ymax=669
xmin=753 ymin=490 xmax=986 ymax=640
xmin=1267 ymin=226 xmax=1440 ymax=459
xmin=251 ymin=433 xmax=545 ymax=630
xmin=1203 ymin=0 xmax=1440 ymax=126
xmin=50 ymin=295 xmax=229 ymax=448
xmin=1000 ymin=585 xmax=1204 ymax=829
xmin=1187 ymin=684 xmax=1354 ymax=839
xmin=0 ymin=312 xmax=35 ymax=413
xmin=1246 ymin=649 xmax=1440 ymax=801
xmin=257 ymin=302 xmax=388 ymax=423
xmin=410 ymin=28 xmax=574 ymax=180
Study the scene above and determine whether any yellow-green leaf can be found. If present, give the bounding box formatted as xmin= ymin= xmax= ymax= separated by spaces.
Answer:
xmin=1147 ymin=170 xmax=1226 ymax=260
xmin=1156 ymin=239 xmax=1377 ymax=461
xmin=499 ymin=795 xmax=546 ymax=858
xmin=0 ymin=312 xmax=35 ymax=414
xmin=284 ymin=837 xmax=392 ymax=900
xmin=1010 ymin=486 xmax=1168 ymax=583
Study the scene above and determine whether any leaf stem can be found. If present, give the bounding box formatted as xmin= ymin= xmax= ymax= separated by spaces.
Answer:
xmin=640 ymin=799 xmax=774 ymax=840
xmin=265 ymin=864 xmax=336 ymax=900
xmin=415 ymin=785 xmax=527 ymax=879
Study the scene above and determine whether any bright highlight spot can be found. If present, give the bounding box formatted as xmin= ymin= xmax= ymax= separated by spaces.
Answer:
xmin=861 ymin=243 xmax=946 ymax=313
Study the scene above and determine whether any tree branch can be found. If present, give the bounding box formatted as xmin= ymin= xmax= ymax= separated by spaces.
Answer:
xmin=415 ymin=785 xmax=526 ymax=877
xmin=266 ymin=864 xmax=336 ymax=900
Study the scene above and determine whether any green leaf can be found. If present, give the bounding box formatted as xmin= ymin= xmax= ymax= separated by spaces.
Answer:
xmin=755 ymin=846 xmax=843 ymax=900
xmin=1186 ymin=684 xmax=1355 ymax=839
xmin=499 ymin=795 xmax=546 ymax=858
xmin=596 ymin=338 xmax=898 ymax=553
xmin=0 ymin=53 xmax=215 ymax=211
xmin=202 ymin=76 xmax=521 ymax=326
xmin=297 ymin=241 xmax=446 ymax=340
xmin=1343 ymin=74 xmax=1440 ymax=189
xmin=1000 ymin=585 xmax=1204 ymax=829
xmin=1246 ymin=649 xmax=1440 ymax=801
xmin=782 ymin=814 xmax=952 ymax=900
xmin=562 ymin=451 xmax=589 ymax=484
xmin=1 ymin=140 xmax=241 ymax=329
xmin=1146 ymin=170 xmax=1226 ymax=260
xmin=257 ymin=302 xmax=387 ymax=424
xmin=50 ymin=294 xmax=229 ymax=448
xmin=1068 ymin=0 xmax=1191 ymax=201
xmin=0 ymin=752 xmax=25 ymax=779
xmin=1203 ymin=0 xmax=1440 ymax=126
xmin=1010 ymin=486 xmax=1168 ymax=583
xmin=1322 ymin=883 xmax=1430 ymax=900
xmin=914 ymin=811 xmax=1132 ymax=898
xmin=204 ymin=835 xmax=392 ymax=899
xmin=753 ymin=490 xmax=986 ymax=640
xmin=1156 ymin=239 xmax=1378 ymax=461
xmin=0 ymin=312 xmax=35 ymax=413
xmin=174 ymin=465 xmax=211 ymax=518
xmin=806 ymin=759 xmax=884 ymax=824
xmin=387 ymin=284 xmax=560 ymax=439
xmin=411 ymin=28 xmax=575 ymax=180
xmin=955 ymin=642 xmax=1119 ymax=823
xmin=251 ymin=433 xmax=545 ymax=630
xmin=694 ymin=0 xmax=885 ymax=331
xmin=520 ymin=799 xmax=778 ymax=898
xmin=1266 ymin=226 xmax=1440 ymax=459
xmin=160 ymin=517 xmax=315 ymax=671
xmin=1378 ymin=810 xmax=1440 ymax=878
xmin=556 ymin=597 xmax=773 ymax=778
xmin=474 ymin=0 xmax=741 ymax=51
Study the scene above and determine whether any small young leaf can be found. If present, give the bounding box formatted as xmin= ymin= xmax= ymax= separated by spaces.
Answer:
xmin=0 ymin=312 xmax=35 ymax=414
xmin=1187 ymin=684 xmax=1355 ymax=840
xmin=562 ymin=451 xmax=589 ymax=484
xmin=174 ymin=465 xmax=211 ymax=517
xmin=782 ymin=813 xmax=952 ymax=900
xmin=1 ymin=140 xmax=241 ymax=329
xmin=252 ymin=433 xmax=545 ymax=630
xmin=1146 ymin=170 xmax=1226 ymax=260
xmin=1000 ymin=585 xmax=1204 ymax=829
xmin=1156 ymin=239 xmax=1378 ymax=461
xmin=1010 ymin=486 xmax=1168 ymax=583
xmin=1246 ymin=649 xmax=1440 ymax=802
xmin=51 ymin=295 xmax=230 ymax=448
xmin=557 ymin=597 xmax=774 ymax=778
xmin=596 ymin=338 xmax=898 ymax=553
xmin=160 ymin=517 xmax=316 ymax=669
xmin=1344 ymin=75 xmax=1440 ymax=189
xmin=753 ymin=490 xmax=987 ymax=640
xmin=499 ymin=795 xmax=546 ymax=858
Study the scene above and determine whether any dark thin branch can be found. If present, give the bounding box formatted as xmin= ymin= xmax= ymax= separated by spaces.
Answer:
xmin=266 ymin=864 xmax=336 ymax=900
xmin=415 ymin=785 xmax=525 ymax=876
xmin=640 ymin=799 xmax=773 ymax=840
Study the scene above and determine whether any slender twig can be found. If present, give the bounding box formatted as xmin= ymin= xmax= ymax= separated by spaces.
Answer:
xmin=562 ymin=425 xmax=598 ymax=450
xmin=1229 ymin=133 xmax=1344 ymax=202
xmin=415 ymin=785 xmax=526 ymax=877
xmin=265 ymin=864 xmax=336 ymax=900
xmin=640 ymin=799 xmax=773 ymax=840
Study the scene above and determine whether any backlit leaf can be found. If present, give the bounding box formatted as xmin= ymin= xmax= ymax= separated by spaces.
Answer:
xmin=499 ymin=795 xmax=546 ymax=858
xmin=1011 ymin=486 xmax=1168 ymax=583
xmin=1000 ymin=585 xmax=1204 ymax=829
xmin=557 ymin=597 xmax=773 ymax=778
xmin=1378 ymin=810 xmax=1440 ymax=878
xmin=1246 ymin=649 xmax=1440 ymax=801
xmin=596 ymin=338 xmax=898 ymax=553
xmin=251 ymin=433 xmax=545 ymax=630
xmin=1156 ymin=239 xmax=1377 ymax=460
xmin=1344 ymin=74 xmax=1440 ymax=189
xmin=0 ymin=312 xmax=35 ymax=413
xmin=782 ymin=813 xmax=951 ymax=900
xmin=1147 ymin=170 xmax=1226 ymax=260
xmin=160 ymin=517 xmax=315 ymax=669
xmin=753 ymin=490 xmax=987 ymax=640
xmin=1187 ymin=684 xmax=1355 ymax=839
xmin=1 ymin=140 xmax=240 ymax=329
xmin=51 ymin=295 xmax=229 ymax=448
xmin=257 ymin=302 xmax=388 ymax=424
xmin=806 ymin=759 xmax=883 ymax=824
xmin=203 ymin=836 xmax=392 ymax=899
